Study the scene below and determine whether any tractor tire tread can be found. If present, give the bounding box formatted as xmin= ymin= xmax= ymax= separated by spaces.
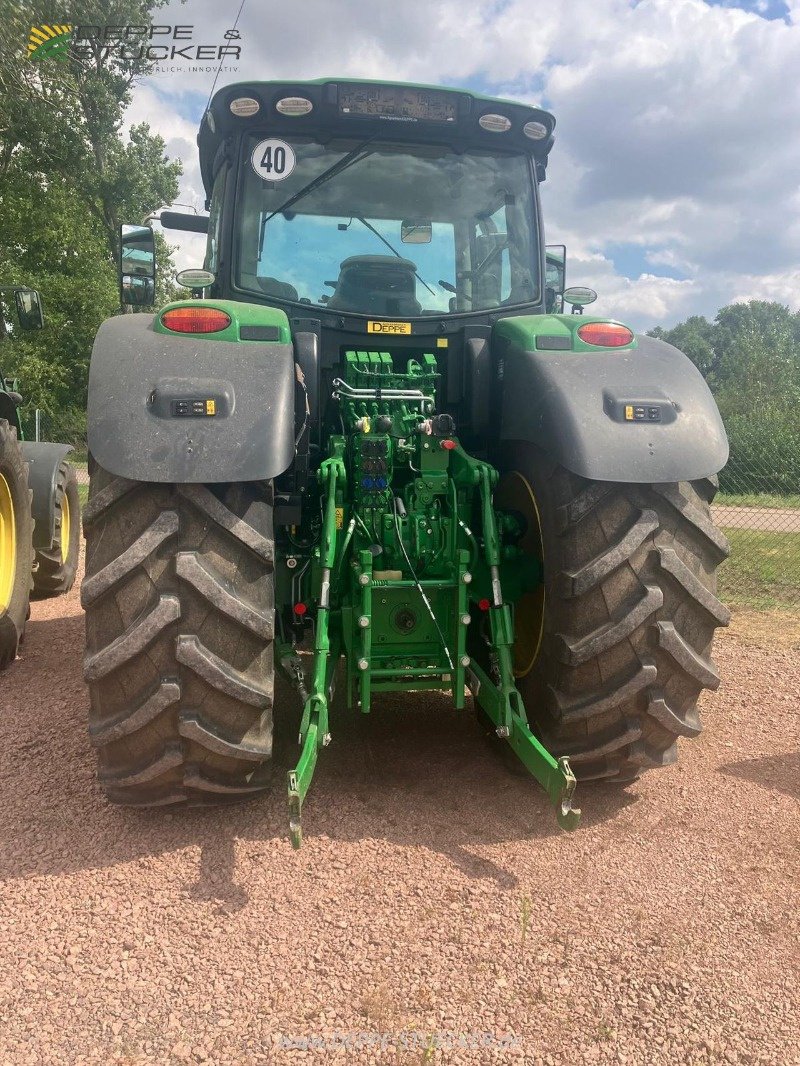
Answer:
xmin=654 ymin=620 xmax=721 ymax=689
xmin=559 ymin=508 xmax=659 ymax=597
xmin=554 ymin=583 xmax=663 ymax=664
xmin=81 ymin=473 xmax=137 ymax=529
xmin=88 ymin=680 xmax=182 ymax=745
xmin=83 ymin=467 xmax=274 ymax=806
xmin=183 ymin=765 xmax=266 ymax=794
xmin=32 ymin=460 xmax=81 ymax=597
xmin=177 ymin=484 xmax=274 ymax=566
xmin=655 ymin=540 xmax=731 ymax=625
xmin=84 ymin=594 xmax=181 ymax=680
xmin=175 ymin=634 xmax=272 ymax=707
xmin=0 ymin=419 xmax=33 ymax=669
xmin=652 ymin=482 xmax=730 ymax=560
xmin=506 ymin=444 xmax=729 ymax=785
xmin=81 ymin=511 xmax=179 ymax=606
xmin=98 ymin=742 xmax=185 ymax=787
xmin=549 ymin=661 xmax=658 ymax=722
xmin=178 ymin=713 xmax=272 ymax=761
xmin=175 ymin=551 xmax=273 ymax=639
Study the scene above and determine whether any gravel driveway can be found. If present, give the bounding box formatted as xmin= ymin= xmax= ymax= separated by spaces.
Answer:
xmin=0 ymin=560 xmax=797 ymax=1065
xmin=712 ymin=505 xmax=800 ymax=532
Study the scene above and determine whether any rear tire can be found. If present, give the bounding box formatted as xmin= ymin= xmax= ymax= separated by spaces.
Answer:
xmin=0 ymin=419 xmax=33 ymax=670
xmin=498 ymin=444 xmax=730 ymax=782
xmin=32 ymin=460 xmax=80 ymax=597
xmin=82 ymin=462 xmax=275 ymax=806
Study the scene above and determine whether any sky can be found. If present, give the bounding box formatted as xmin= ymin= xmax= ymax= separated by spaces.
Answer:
xmin=123 ymin=0 xmax=800 ymax=330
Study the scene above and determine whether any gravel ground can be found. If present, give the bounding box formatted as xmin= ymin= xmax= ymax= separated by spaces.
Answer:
xmin=0 ymin=556 xmax=798 ymax=1065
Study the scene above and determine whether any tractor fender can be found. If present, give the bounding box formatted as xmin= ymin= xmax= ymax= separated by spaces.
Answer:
xmin=20 ymin=441 xmax=73 ymax=549
xmin=87 ymin=313 xmax=295 ymax=483
xmin=496 ymin=324 xmax=728 ymax=483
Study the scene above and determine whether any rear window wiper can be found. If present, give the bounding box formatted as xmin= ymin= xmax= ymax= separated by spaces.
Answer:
xmin=258 ymin=135 xmax=377 ymax=258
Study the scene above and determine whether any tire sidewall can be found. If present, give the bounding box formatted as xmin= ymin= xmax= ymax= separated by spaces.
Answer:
xmin=498 ymin=442 xmax=563 ymax=723
xmin=0 ymin=422 xmax=33 ymax=660
xmin=57 ymin=466 xmax=81 ymax=584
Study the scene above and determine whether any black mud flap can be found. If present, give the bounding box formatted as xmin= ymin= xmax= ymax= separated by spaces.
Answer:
xmin=87 ymin=314 xmax=295 ymax=483
xmin=20 ymin=442 xmax=73 ymax=549
xmin=498 ymin=330 xmax=728 ymax=483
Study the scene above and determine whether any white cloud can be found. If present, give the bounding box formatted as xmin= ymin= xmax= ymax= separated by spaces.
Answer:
xmin=123 ymin=0 xmax=800 ymax=327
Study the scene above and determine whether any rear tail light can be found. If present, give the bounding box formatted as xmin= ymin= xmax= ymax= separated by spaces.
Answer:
xmin=161 ymin=306 xmax=231 ymax=334
xmin=577 ymin=322 xmax=633 ymax=347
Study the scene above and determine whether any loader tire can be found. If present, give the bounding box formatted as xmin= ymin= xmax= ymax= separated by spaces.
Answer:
xmin=32 ymin=460 xmax=80 ymax=598
xmin=0 ymin=419 xmax=33 ymax=670
xmin=82 ymin=462 xmax=275 ymax=806
xmin=495 ymin=443 xmax=731 ymax=783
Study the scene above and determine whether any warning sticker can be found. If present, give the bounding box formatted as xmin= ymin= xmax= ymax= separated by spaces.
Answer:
xmin=251 ymin=138 xmax=296 ymax=181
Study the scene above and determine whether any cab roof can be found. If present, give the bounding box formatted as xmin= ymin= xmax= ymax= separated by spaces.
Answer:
xmin=198 ymin=78 xmax=556 ymax=199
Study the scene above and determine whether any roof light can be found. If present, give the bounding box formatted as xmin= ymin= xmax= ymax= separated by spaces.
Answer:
xmin=229 ymin=97 xmax=260 ymax=117
xmin=161 ymin=306 xmax=231 ymax=334
xmin=478 ymin=113 xmax=511 ymax=133
xmin=523 ymin=120 xmax=548 ymax=140
xmin=577 ymin=322 xmax=634 ymax=348
xmin=276 ymin=96 xmax=313 ymax=116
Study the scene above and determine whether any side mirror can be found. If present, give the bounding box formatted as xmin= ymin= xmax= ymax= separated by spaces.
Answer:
xmin=563 ymin=286 xmax=598 ymax=315
xmin=119 ymin=224 xmax=156 ymax=306
xmin=14 ymin=289 xmax=44 ymax=330
xmin=401 ymin=220 xmax=432 ymax=244
xmin=545 ymin=245 xmax=566 ymax=313
xmin=545 ymin=245 xmax=566 ymax=295
xmin=159 ymin=211 xmax=209 ymax=234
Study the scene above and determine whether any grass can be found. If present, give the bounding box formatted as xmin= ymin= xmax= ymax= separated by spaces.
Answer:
xmin=718 ymin=528 xmax=800 ymax=610
xmin=77 ymin=483 xmax=89 ymax=506
xmin=716 ymin=491 xmax=800 ymax=509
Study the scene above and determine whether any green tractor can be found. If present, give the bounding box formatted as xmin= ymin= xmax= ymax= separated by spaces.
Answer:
xmin=0 ymin=287 xmax=81 ymax=667
xmin=82 ymin=81 xmax=730 ymax=843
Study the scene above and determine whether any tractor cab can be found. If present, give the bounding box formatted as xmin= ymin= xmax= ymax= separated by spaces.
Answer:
xmin=189 ymin=79 xmax=557 ymax=326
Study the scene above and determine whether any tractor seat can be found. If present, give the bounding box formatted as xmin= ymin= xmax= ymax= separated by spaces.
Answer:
xmin=257 ymin=276 xmax=299 ymax=301
xmin=327 ymin=255 xmax=422 ymax=316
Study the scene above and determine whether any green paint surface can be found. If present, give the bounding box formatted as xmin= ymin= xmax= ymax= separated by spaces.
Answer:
xmin=495 ymin=313 xmax=638 ymax=353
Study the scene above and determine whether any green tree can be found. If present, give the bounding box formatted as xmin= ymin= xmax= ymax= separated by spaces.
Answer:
xmin=1 ymin=170 xmax=118 ymax=415
xmin=0 ymin=0 xmax=183 ymax=423
xmin=649 ymin=315 xmax=718 ymax=378
xmin=650 ymin=301 xmax=800 ymax=495
xmin=0 ymin=1 xmax=181 ymax=258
